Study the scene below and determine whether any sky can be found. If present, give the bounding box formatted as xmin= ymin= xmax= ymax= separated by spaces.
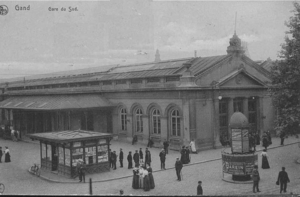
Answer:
xmin=0 ymin=0 xmax=296 ymax=80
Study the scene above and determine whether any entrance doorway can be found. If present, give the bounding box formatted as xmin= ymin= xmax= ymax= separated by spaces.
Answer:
xmin=51 ymin=145 xmax=58 ymax=171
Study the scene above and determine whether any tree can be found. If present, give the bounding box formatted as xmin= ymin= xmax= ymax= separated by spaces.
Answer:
xmin=270 ymin=2 xmax=300 ymax=135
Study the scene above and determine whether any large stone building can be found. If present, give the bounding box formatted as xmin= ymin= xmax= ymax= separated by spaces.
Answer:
xmin=0 ymin=33 xmax=274 ymax=150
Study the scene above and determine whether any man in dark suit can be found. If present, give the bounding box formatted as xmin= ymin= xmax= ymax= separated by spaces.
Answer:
xmin=175 ymin=157 xmax=183 ymax=181
xmin=127 ymin=151 xmax=133 ymax=169
xmin=133 ymin=150 xmax=139 ymax=167
xmin=111 ymin=151 xmax=117 ymax=170
xmin=280 ymin=131 xmax=286 ymax=145
xmin=277 ymin=167 xmax=290 ymax=193
xmin=197 ymin=181 xmax=203 ymax=195
xmin=159 ymin=149 xmax=166 ymax=170
xmin=163 ymin=139 xmax=169 ymax=154
xmin=145 ymin=148 xmax=151 ymax=166
xmin=252 ymin=165 xmax=260 ymax=193
xmin=139 ymin=148 xmax=144 ymax=163
xmin=119 ymin=148 xmax=124 ymax=168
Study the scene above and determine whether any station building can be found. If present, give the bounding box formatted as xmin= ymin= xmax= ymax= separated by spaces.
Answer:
xmin=0 ymin=33 xmax=274 ymax=150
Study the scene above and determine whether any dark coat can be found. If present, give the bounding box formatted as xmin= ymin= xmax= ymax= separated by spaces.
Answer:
xmin=119 ymin=151 xmax=123 ymax=160
xmin=262 ymin=137 xmax=269 ymax=148
xmin=127 ymin=153 xmax=132 ymax=162
xmin=145 ymin=151 xmax=151 ymax=163
xmin=277 ymin=170 xmax=290 ymax=183
xmin=133 ymin=153 xmax=139 ymax=163
xmin=111 ymin=152 xmax=117 ymax=162
xmin=175 ymin=160 xmax=183 ymax=170
xmin=159 ymin=151 xmax=166 ymax=162
xmin=197 ymin=185 xmax=203 ymax=195
xmin=163 ymin=141 xmax=169 ymax=148
xmin=252 ymin=169 xmax=260 ymax=181
xmin=139 ymin=150 xmax=143 ymax=160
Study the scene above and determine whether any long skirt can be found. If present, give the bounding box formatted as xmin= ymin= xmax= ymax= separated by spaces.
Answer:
xmin=148 ymin=173 xmax=155 ymax=189
xmin=132 ymin=174 xmax=139 ymax=189
xmin=139 ymin=176 xmax=144 ymax=189
xmin=262 ymin=156 xmax=270 ymax=169
xmin=5 ymin=153 xmax=11 ymax=163
xmin=143 ymin=175 xmax=151 ymax=191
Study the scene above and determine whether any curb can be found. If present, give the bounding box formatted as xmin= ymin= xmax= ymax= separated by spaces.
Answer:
xmin=28 ymin=141 xmax=300 ymax=184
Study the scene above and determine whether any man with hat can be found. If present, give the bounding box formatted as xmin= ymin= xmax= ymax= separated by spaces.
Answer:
xmin=197 ymin=181 xmax=203 ymax=195
xmin=159 ymin=149 xmax=166 ymax=170
xmin=175 ymin=157 xmax=183 ymax=181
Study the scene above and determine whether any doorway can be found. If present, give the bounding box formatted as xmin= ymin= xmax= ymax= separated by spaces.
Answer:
xmin=51 ymin=145 xmax=58 ymax=171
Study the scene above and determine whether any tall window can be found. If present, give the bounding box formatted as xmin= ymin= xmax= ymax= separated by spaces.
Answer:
xmin=135 ymin=108 xmax=143 ymax=133
xmin=171 ymin=109 xmax=181 ymax=136
xmin=219 ymin=100 xmax=228 ymax=127
xmin=152 ymin=109 xmax=161 ymax=134
xmin=120 ymin=108 xmax=127 ymax=131
xmin=233 ymin=98 xmax=243 ymax=112
xmin=248 ymin=98 xmax=257 ymax=124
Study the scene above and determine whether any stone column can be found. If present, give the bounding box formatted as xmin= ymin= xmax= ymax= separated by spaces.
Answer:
xmin=189 ymin=99 xmax=196 ymax=140
xmin=213 ymin=98 xmax=222 ymax=148
xmin=228 ymin=97 xmax=234 ymax=121
xmin=182 ymin=98 xmax=190 ymax=145
xmin=257 ymin=96 xmax=264 ymax=136
xmin=243 ymin=97 xmax=249 ymax=119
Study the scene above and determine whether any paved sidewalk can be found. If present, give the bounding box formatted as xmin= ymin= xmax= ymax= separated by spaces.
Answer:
xmin=25 ymin=136 xmax=300 ymax=184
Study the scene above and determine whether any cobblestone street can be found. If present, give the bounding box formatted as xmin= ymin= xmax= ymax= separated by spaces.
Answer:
xmin=0 ymin=136 xmax=299 ymax=195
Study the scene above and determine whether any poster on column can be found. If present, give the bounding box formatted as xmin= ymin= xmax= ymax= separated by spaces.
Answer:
xmin=231 ymin=129 xmax=242 ymax=153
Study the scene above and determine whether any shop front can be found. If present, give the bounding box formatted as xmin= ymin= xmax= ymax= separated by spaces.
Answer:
xmin=28 ymin=130 xmax=113 ymax=178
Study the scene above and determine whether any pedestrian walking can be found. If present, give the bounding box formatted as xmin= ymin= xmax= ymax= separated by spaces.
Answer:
xmin=180 ymin=146 xmax=187 ymax=164
xmin=132 ymin=135 xmax=138 ymax=145
xmin=159 ymin=149 xmax=166 ymax=170
xmin=163 ymin=139 xmax=169 ymax=154
xmin=261 ymin=149 xmax=270 ymax=169
xmin=139 ymin=148 xmax=144 ymax=163
xmin=133 ymin=150 xmax=140 ymax=167
xmin=0 ymin=147 xmax=2 ymax=163
xmin=252 ymin=165 xmax=260 ymax=193
xmin=146 ymin=164 xmax=155 ymax=189
xmin=277 ymin=167 xmax=290 ymax=193
xmin=112 ymin=151 xmax=117 ymax=170
xmin=119 ymin=148 xmax=123 ymax=168
xmin=145 ymin=148 xmax=151 ymax=166
xmin=127 ymin=151 xmax=133 ymax=169
xmin=175 ymin=157 xmax=183 ymax=181
xmin=4 ymin=147 xmax=10 ymax=163
xmin=197 ymin=181 xmax=203 ymax=195
xmin=280 ymin=131 xmax=286 ymax=145
xmin=147 ymin=138 xmax=154 ymax=148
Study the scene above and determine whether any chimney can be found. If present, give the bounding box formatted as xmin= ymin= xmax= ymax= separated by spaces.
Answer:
xmin=194 ymin=50 xmax=197 ymax=58
xmin=155 ymin=49 xmax=161 ymax=62
xmin=179 ymin=61 xmax=197 ymax=87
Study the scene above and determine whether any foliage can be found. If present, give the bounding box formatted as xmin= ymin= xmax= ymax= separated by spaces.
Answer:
xmin=270 ymin=2 xmax=300 ymax=134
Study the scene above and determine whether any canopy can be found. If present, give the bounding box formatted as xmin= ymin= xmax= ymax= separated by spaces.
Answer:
xmin=0 ymin=94 xmax=114 ymax=110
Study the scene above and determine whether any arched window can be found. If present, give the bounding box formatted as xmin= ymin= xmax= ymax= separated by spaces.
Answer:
xmin=171 ymin=109 xmax=180 ymax=136
xmin=152 ymin=109 xmax=161 ymax=134
xmin=120 ymin=108 xmax=127 ymax=131
xmin=135 ymin=108 xmax=143 ymax=133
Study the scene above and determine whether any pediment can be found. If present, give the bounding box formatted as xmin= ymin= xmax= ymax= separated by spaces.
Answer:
xmin=218 ymin=70 xmax=265 ymax=87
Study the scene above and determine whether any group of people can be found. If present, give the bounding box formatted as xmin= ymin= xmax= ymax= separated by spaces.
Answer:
xmin=132 ymin=163 xmax=155 ymax=191
xmin=0 ymin=126 xmax=20 ymax=141
xmin=0 ymin=146 xmax=11 ymax=163
xmin=252 ymin=165 xmax=290 ymax=194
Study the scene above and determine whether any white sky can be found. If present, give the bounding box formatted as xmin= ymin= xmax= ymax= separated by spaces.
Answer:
xmin=0 ymin=0 xmax=295 ymax=79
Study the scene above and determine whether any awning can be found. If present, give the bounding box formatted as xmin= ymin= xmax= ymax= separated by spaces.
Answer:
xmin=0 ymin=94 xmax=114 ymax=110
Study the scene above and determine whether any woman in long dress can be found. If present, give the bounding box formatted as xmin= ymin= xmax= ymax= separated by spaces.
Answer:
xmin=189 ymin=140 xmax=197 ymax=154
xmin=146 ymin=164 xmax=155 ymax=189
xmin=143 ymin=167 xmax=150 ymax=191
xmin=4 ymin=147 xmax=11 ymax=163
xmin=132 ymin=168 xmax=139 ymax=189
xmin=261 ymin=149 xmax=270 ymax=169
xmin=180 ymin=146 xmax=186 ymax=164
xmin=185 ymin=147 xmax=190 ymax=163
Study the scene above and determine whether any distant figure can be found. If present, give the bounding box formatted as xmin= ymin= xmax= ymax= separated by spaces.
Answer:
xmin=266 ymin=130 xmax=272 ymax=145
xmin=4 ymin=147 xmax=10 ymax=163
xmin=132 ymin=167 xmax=139 ymax=189
xmin=119 ymin=148 xmax=124 ymax=168
xmin=262 ymin=133 xmax=269 ymax=150
xmin=254 ymin=132 xmax=260 ymax=145
xmin=127 ymin=151 xmax=133 ymax=169
xmin=10 ymin=127 xmax=16 ymax=142
xmin=132 ymin=135 xmax=138 ymax=145
xmin=175 ymin=157 xmax=183 ymax=181
xmin=197 ymin=181 xmax=203 ymax=195
xmin=79 ymin=162 xmax=86 ymax=183
xmin=163 ymin=139 xmax=169 ymax=154
xmin=180 ymin=146 xmax=187 ymax=164
xmin=139 ymin=148 xmax=144 ymax=163
xmin=185 ymin=146 xmax=190 ymax=163
xmin=277 ymin=167 xmax=290 ymax=193
xmin=108 ymin=149 xmax=112 ymax=168
xmin=261 ymin=149 xmax=270 ymax=169
xmin=133 ymin=150 xmax=139 ymax=167
xmin=147 ymin=138 xmax=154 ymax=148
xmin=252 ymin=165 xmax=260 ymax=193
xmin=159 ymin=149 xmax=166 ymax=170
xmin=145 ymin=148 xmax=151 ymax=167
xmin=189 ymin=140 xmax=197 ymax=154
xmin=119 ymin=189 xmax=124 ymax=196
xmin=280 ymin=131 xmax=286 ymax=145
xmin=112 ymin=151 xmax=118 ymax=170
xmin=146 ymin=164 xmax=155 ymax=189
